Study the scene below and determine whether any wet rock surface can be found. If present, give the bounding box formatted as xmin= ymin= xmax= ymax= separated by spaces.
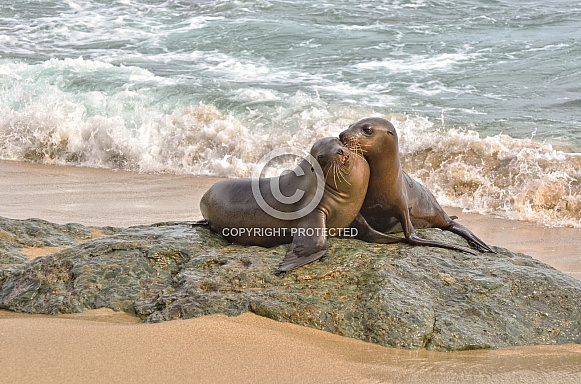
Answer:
xmin=1 ymin=217 xmax=580 ymax=351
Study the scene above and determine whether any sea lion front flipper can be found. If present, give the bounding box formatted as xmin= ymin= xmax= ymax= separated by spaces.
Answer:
xmin=278 ymin=249 xmax=327 ymax=274
xmin=444 ymin=221 xmax=495 ymax=253
xmin=278 ymin=211 xmax=328 ymax=273
xmin=192 ymin=219 xmax=209 ymax=227
xmin=351 ymin=213 xmax=403 ymax=244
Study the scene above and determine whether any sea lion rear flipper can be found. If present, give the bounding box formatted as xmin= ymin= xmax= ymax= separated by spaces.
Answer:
xmin=400 ymin=201 xmax=477 ymax=255
xmin=444 ymin=221 xmax=495 ymax=253
xmin=408 ymin=234 xmax=478 ymax=255
xmin=351 ymin=213 xmax=403 ymax=244
xmin=277 ymin=211 xmax=328 ymax=273
xmin=192 ymin=219 xmax=209 ymax=227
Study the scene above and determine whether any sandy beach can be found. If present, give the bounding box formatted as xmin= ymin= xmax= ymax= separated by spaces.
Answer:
xmin=1 ymin=160 xmax=580 ymax=383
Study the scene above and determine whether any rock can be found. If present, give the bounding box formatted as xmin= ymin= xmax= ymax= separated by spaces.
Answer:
xmin=0 ymin=216 xmax=120 ymax=269
xmin=0 ymin=217 xmax=580 ymax=351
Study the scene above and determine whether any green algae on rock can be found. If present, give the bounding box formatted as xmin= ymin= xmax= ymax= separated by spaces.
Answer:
xmin=0 ymin=217 xmax=580 ymax=351
xmin=0 ymin=217 xmax=120 ymax=268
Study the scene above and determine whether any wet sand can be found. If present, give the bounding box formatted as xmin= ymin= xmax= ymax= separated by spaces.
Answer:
xmin=1 ymin=308 xmax=580 ymax=384
xmin=1 ymin=160 xmax=580 ymax=383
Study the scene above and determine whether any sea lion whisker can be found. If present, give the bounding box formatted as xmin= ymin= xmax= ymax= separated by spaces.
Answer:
xmin=332 ymin=162 xmax=339 ymax=189
xmin=324 ymin=160 xmax=336 ymax=186
xmin=324 ymin=162 xmax=334 ymax=183
xmin=340 ymin=162 xmax=353 ymax=184
xmin=344 ymin=142 xmax=355 ymax=151
xmin=334 ymin=159 xmax=347 ymax=177
xmin=335 ymin=161 xmax=348 ymax=187
xmin=343 ymin=140 xmax=366 ymax=159
xmin=338 ymin=166 xmax=352 ymax=185
xmin=343 ymin=139 xmax=357 ymax=150
xmin=332 ymin=162 xmax=340 ymax=184
xmin=332 ymin=160 xmax=351 ymax=186
xmin=345 ymin=137 xmax=371 ymax=150
xmin=352 ymin=145 xmax=366 ymax=159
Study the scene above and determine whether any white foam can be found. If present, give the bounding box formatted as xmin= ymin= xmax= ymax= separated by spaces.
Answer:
xmin=185 ymin=16 xmax=225 ymax=30
xmin=354 ymin=52 xmax=476 ymax=73
xmin=392 ymin=115 xmax=581 ymax=228
xmin=233 ymin=88 xmax=280 ymax=103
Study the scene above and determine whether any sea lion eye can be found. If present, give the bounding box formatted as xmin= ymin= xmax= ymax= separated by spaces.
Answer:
xmin=361 ymin=124 xmax=373 ymax=135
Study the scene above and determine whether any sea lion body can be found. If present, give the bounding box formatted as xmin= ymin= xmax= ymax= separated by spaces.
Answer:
xmin=199 ymin=137 xmax=401 ymax=272
xmin=340 ymin=117 xmax=493 ymax=253
xmin=362 ymin=170 xmax=452 ymax=233
xmin=200 ymin=177 xmax=297 ymax=247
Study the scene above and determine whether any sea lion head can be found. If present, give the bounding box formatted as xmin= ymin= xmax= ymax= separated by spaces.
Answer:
xmin=309 ymin=137 xmax=359 ymax=189
xmin=339 ymin=117 xmax=398 ymax=158
xmin=310 ymin=137 xmax=352 ymax=172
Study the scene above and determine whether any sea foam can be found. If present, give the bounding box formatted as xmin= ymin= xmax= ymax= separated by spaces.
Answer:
xmin=395 ymin=115 xmax=581 ymax=228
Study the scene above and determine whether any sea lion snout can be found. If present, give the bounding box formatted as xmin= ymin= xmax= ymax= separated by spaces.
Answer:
xmin=338 ymin=132 xmax=360 ymax=154
xmin=339 ymin=131 xmax=356 ymax=145
xmin=339 ymin=131 xmax=352 ymax=144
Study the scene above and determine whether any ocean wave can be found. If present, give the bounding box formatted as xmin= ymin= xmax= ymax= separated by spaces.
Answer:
xmin=1 ymin=58 xmax=580 ymax=228
xmin=0 ymin=61 xmax=363 ymax=176
xmin=393 ymin=114 xmax=581 ymax=228
xmin=1 ymin=83 xmax=580 ymax=229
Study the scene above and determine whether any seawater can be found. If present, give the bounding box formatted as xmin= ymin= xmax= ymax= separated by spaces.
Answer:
xmin=1 ymin=0 xmax=580 ymax=227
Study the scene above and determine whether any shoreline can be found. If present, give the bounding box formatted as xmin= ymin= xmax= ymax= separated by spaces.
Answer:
xmin=1 ymin=159 xmax=580 ymax=383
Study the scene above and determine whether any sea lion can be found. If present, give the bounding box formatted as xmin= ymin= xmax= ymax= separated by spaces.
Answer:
xmin=340 ymin=117 xmax=493 ymax=253
xmin=198 ymin=137 xmax=403 ymax=272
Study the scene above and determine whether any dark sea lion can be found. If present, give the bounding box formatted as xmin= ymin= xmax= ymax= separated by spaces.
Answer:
xmin=340 ymin=117 xmax=493 ymax=253
xmin=198 ymin=137 xmax=402 ymax=272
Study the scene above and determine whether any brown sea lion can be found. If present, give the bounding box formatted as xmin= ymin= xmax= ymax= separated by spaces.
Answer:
xmin=339 ymin=117 xmax=493 ymax=253
xmin=197 ymin=137 xmax=403 ymax=272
